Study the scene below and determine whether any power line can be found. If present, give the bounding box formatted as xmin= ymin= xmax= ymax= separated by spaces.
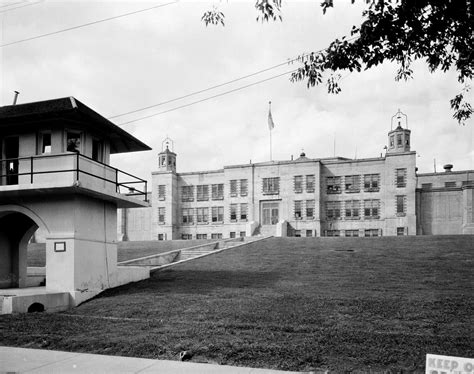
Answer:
xmin=0 ymin=1 xmax=178 ymax=47
xmin=108 ymin=59 xmax=298 ymax=119
xmin=117 ymin=69 xmax=299 ymax=126
xmin=0 ymin=0 xmax=42 ymax=14
xmin=109 ymin=36 xmax=359 ymax=121
xmin=0 ymin=1 xmax=26 ymax=9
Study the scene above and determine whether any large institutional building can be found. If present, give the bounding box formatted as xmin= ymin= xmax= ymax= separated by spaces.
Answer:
xmin=118 ymin=112 xmax=474 ymax=240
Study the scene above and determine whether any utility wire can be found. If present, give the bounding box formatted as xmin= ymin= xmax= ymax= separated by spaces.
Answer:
xmin=0 ymin=1 xmax=26 ymax=9
xmin=0 ymin=1 xmax=178 ymax=47
xmin=0 ymin=0 xmax=42 ymax=14
xmin=110 ymin=35 xmax=359 ymax=120
xmin=117 ymin=69 xmax=299 ymax=126
xmin=108 ymin=59 xmax=298 ymax=119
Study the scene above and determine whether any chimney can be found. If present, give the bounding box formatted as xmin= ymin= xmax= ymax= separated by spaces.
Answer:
xmin=13 ymin=91 xmax=19 ymax=105
xmin=443 ymin=164 xmax=453 ymax=173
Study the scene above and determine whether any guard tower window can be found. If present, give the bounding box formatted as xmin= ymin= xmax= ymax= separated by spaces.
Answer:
xmin=92 ymin=139 xmax=103 ymax=162
xmin=405 ymin=135 xmax=410 ymax=145
xmin=40 ymin=133 xmax=51 ymax=154
xmin=66 ymin=132 xmax=81 ymax=153
xmin=397 ymin=134 xmax=402 ymax=146
xmin=390 ymin=135 xmax=394 ymax=147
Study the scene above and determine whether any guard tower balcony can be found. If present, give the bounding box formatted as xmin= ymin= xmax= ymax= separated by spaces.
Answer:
xmin=0 ymin=97 xmax=151 ymax=208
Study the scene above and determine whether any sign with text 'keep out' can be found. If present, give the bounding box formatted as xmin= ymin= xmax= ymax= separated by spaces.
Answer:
xmin=426 ymin=354 xmax=474 ymax=374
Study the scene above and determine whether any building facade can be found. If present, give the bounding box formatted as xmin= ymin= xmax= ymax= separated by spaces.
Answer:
xmin=119 ymin=113 xmax=473 ymax=240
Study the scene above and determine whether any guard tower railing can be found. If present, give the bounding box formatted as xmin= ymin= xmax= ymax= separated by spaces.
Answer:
xmin=0 ymin=153 xmax=148 ymax=202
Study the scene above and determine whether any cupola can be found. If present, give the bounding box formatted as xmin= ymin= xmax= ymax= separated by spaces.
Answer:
xmin=387 ymin=109 xmax=411 ymax=154
xmin=158 ymin=137 xmax=176 ymax=172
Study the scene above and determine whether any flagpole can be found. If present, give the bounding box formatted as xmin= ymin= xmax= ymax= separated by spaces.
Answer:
xmin=269 ymin=101 xmax=273 ymax=161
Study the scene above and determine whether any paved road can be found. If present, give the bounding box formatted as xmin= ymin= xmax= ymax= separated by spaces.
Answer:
xmin=0 ymin=346 xmax=303 ymax=373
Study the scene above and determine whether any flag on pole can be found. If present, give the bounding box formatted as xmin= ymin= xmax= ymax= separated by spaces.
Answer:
xmin=268 ymin=101 xmax=275 ymax=130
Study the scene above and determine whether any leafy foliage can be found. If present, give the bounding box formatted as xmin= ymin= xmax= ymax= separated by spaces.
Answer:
xmin=201 ymin=5 xmax=225 ymax=27
xmin=204 ymin=0 xmax=473 ymax=124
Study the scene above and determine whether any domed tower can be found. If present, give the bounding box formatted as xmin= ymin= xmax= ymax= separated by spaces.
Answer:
xmin=158 ymin=137 xmax=176 ymax=172
xmin=387 ymin=109 xmax=411 ymax=154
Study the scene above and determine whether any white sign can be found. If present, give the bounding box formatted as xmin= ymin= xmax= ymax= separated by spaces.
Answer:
xmin=426 ymin=354 xmax=474 ymax=374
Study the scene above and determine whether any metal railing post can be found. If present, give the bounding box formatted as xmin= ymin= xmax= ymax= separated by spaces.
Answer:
xmin=30 ymin=157 xmax=33 ymax=184
xmin=76 ymin=153 xmax=80 ymax=182
xmin=145 ymin=181 xmax=148 ymax=201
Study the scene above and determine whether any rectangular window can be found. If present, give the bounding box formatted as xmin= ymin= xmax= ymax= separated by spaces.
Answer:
xmin=326 ymin=201 xmax=341 ymax=219
xmin=364 ymin=174 xmax=380 ymax=191
xmin=397 ymin=134 xmax=402 ymax=146
xmin=211 ymin=233 xmax=223 ymax=239
xmin=240 ymin=203 xmax=248 ymax=221
xmin=306 ymin=230 xmax=313 ymax=237
xmin=158 ymin=207 xmax=165 ymax=224
xmin=181 ymin=234 xmax=192 ymax=240
xmin=345 ymin=200 xmax=360 ymax=219
xmin=158 ymin=233 xmax=164 ymax=241
xmin=345 ymin=175 xmax=360 ymax=192
xmin=158 ymin=185 xmax=166 ymax=201
xmin=211 ymin=206 xmax=224 ymax=223
xmin=230 ymin=232 xmax=236 ymax=238
xmin=196 ymin=234 xmax=207 ymax=239
xmin=211 ymin=184 xmax=224 ymax=200
xmin=230 ymin=204 xmax=237 ymax=221
xmin=445 ymin=181 xmax=456 ymax=188
xmin=294 ymin=175 xmax=303 ymax=193
xmin=294 ymin=200 xmax=303 ymax=219
xmin=240 ymin=179 xmax=248 ymax=196
xmin=306 ymin=200 xmax=315 ymax=219
xmin=462 ymin=180 xmax=474 ymax=186
xmin=92 ymin=139 xmax=103 ymax=162
xmin=197 ymin=185 xmax=209 ymax=201
xmin=326 ymin=176 xmax=341 ymax=194
xmin=390 ymin=135 xmax=394 ymax=147
xmin=66 ymin=132 xmax=81 ymax=153
xmin=306 ymin=175 xmax=315 ymax=192
xmin=326 ymin=230 xmax=340 ymax=237
xmin=396 ymin=195 xmax=406 ymax=215
xmin=181 ymin=185 xmax=194 ymax=202
xmin=40 ymin=133 xmax=52 ymax=154
xmin=421 ymin=183 xmax=432 ymax=190
xmin=364 ymin=229 xmax=379 ymax=237
xmin=240 ymin=231 xmax=246 ymax=238
xmin=364 ymin=199 xmax=380 ymax=219
xmin=345 ymin=230 xmax=359 ymax=237
xmin=182 ymin=208 xmax=194 ymax=224
xmin=197 ymin=207 xmax=209 ymax=223
xmin=230 ymin=180 xmax=238 ymax=196
xmin=262 ymin=177 xmax=280 ymax=194
xmin=294 ymin=230 xmax=301 ymax=237
xmin=396 ymin=168 xmax=407 ymax=187
xmin=397 ymin=227 xmax=406 ymax=236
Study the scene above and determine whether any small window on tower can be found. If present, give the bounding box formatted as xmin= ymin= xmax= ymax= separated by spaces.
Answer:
xmin=390 ymin=135 xmax=394 ymax=147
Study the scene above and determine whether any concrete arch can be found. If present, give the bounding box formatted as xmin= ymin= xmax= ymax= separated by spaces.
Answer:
xmin=0 ymin=205 xmax=49 ymax=289
xmin=0 ymin=204 xmax=50 ymax=234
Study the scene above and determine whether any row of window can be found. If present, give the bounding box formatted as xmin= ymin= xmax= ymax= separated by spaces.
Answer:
xmin=324 ymin=196 xmax=407 ymax=219
xmin=421 ymin=180 xmax=473 ymax=189
xmin=325 ymin=227 xmax=407 ymax=237
xmin=177 ymin=180 xmax=248 ymax=202
xmin=326 ymin=169 xmax=408 ymax=194
xmin=181 ymin=232 xmax=246 ymax=240
xmin=179 ymin=204 xmax=248 ymax=225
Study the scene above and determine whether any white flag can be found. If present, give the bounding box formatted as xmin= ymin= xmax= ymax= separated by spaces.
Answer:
xmin=268 ymin=106 xmax=275 ymax=130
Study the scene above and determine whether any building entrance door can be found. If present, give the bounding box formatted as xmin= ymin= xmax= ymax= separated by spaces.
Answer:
xmin=2 ymin=137 xmax=19 ymax=185
xmin=261 ymin=202 xmax=279 ymax=225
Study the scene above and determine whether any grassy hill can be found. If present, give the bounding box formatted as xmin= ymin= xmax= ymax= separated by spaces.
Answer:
xmin=5 ymin=236 xmax=474 ymax=372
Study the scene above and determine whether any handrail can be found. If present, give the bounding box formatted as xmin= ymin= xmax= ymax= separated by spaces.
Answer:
xmin=0 ymin=152 xmax=148 ymax=202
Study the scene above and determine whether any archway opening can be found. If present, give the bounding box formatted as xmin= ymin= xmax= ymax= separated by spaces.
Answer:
xmin=0 ymin=212 xmax=39 ymax=288
xmin=27 ymin=302 xmax=45 ymax=313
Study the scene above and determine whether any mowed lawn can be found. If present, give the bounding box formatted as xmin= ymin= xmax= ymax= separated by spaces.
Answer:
xmin=3 ymin=236 xmax=473 ymax=372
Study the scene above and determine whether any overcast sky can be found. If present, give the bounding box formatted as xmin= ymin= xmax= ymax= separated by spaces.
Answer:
xmin=1 ymin=0 xmax=472 ymax=184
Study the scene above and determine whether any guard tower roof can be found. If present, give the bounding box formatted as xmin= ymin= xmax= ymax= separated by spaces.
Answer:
xmin=0 ymin=97 xmax=151 ymax=154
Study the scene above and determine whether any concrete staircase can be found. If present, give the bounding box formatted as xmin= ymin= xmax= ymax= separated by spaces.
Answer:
xmin=119 ymin=236 xmax=269 ymax=272
xmin=259 ymin=225 xmax=275 ymax=237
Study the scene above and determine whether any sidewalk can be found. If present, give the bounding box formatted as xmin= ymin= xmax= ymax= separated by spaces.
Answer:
xmin=0 ymin=346 xmax=302 ymax=373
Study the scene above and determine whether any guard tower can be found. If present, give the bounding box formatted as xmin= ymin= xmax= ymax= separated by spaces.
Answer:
xmin=387 ymin=109 xmax=411 ymax=153
xmin=0 ymin=97 xmax=152 ymax=313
